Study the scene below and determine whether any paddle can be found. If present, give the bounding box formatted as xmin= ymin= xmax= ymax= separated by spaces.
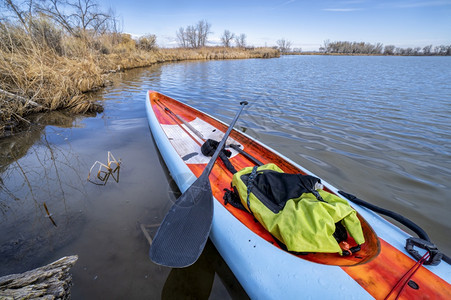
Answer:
xmin=161 ymin=102 xmax=263 ymax=167
xmin=149 ymin=101 xmax=248 ymax=268
xmin=162 ymin=105 xmax=205 ymax=140
xmin=229 ymin=144 xmax=264 ymax=166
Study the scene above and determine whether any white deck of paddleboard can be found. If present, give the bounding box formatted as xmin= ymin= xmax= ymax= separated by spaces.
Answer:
xmin=146 ymin=93 xmax=451 ymax=299
xmin=161 ymin=117 xmax=241 ymax=164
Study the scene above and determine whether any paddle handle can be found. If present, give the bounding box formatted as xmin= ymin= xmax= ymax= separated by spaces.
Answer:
xmin=203 ymin=101 xmax=248 ymax=176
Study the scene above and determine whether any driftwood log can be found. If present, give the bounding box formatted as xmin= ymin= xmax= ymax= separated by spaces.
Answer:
xmin=0 ymin=89 xmax=45 ymax=110
xmin=0 ymin=255 xmax=78 ymax=300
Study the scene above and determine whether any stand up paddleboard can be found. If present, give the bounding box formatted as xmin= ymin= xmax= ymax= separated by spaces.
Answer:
xmin=146 ymin=90 xmax=450 ymax=299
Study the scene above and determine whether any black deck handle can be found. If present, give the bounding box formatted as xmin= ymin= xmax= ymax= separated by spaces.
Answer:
xmin=405 ymin=237 xmax=442 ymax=266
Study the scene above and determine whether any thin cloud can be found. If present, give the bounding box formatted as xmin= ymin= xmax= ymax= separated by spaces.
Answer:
xmin=323 ymin=8 xmax=364 ymax=12
xmin=338 ymin=0 xmax=368 ymax=4
xmin=273 ymin=0 xmax=296 ymax=8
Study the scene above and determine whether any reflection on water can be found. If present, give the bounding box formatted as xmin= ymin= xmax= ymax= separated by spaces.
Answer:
xmin=0 ymin=65 xmax=243 ymax=299
xmin=1 ymin=56 xmax=450 ymax=298
xmin=0 ymin=111 xmax=88 ymax=275
xmin=162 ymin=241 xmax=248 ymax=300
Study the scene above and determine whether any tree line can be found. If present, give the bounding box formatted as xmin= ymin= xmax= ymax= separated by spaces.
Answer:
xmin=2 ymin=1 xmax=285 ymax=52
xmin=1 ymin=0 xmax=158 ymax=54
xmin=176 ymin=21 xmax=249 ymax=49
xmin=320 ymin=40 xmax=451 ymax=56
xmin=5 ymin=0 xmax=446 ymax=56
xmin=176 ymin=20 xmax=211 ymax=48
xmin=176 ymin=21 xmax=294 ymax=52
xmin=3 ymin=0 xmax=118 ymax=39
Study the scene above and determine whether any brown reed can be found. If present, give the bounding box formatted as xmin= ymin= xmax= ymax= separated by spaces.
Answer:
xmin=0 ymin=19 xmax=279 ymax=135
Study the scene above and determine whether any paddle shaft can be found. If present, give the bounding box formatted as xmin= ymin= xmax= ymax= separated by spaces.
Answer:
xmin=162 ymin=103 xmax=263 ymax=166
xmin=203 ymin=101 xmax=248 ymax=175
xmin=229 ymin=144 xmax=264 ymax=166
xmin=163 ymin=107 xmax=205 ymax=140
xmin=149 ymin=100 xmax=248 ymax=267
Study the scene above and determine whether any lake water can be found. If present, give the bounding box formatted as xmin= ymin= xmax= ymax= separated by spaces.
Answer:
xmin=0 ymin=55 xmax=450 ymax=298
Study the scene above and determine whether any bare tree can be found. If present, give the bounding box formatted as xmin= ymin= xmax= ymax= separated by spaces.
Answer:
xmin=221 ymin=30 xmax=234 ymax=47
xmin=235 ymin=33 xmax=246 ymax=48
xmin=374 ymin=42 xmax=383 ymax=54
xmin=277 ymin=38 xmax=292 ymax=53
xmin=35 ymin=0 xmax=76 ymax=37
xmin=423 ymin=45 xmax=432 ymax=55
xmin=321 ymin=40 xmax=385 ymax=54
xmin=322 ymin=39 xmax=331 ymax=53
xmin=176 ymin=27 xmax=187 ymax=47
xmin=321 ymin=41 xmax=451 ymax=56
xmin=445 ymin=45 xmax=451 ymax=55
xmin=405 ymin=47 xmax=414 ymax=55
xmin=2 ymin=0 xmax=65 ymax=52
xmin=176 ymin=20 xmax=211 ymax=48
xmin=35 ymin=0 xmax=114 ymax=38
xmin=413 ymin=47 xmax=421 ymax=55
xmin=196 ymin=19 xmax=211 ymax=47
xmin=383 ymin=45 xmax=395 ymax=55
xmin=186 ymin=25 xmax=197 ymax=48
xmin=3 ymin=0 xmax=33 ymax=31
xmin=437 ymin=45 xmax=451 ymax=55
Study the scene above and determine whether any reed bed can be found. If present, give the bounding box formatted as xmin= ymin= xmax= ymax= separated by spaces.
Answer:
xmin=160 ymin=47 xmax=280 ymax=61
xmin=0 ymin=20 xmax=279 ymax=136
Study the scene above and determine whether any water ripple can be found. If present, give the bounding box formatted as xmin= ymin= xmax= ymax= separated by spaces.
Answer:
xmin=140 ymin=55 xmax=451 ymax=252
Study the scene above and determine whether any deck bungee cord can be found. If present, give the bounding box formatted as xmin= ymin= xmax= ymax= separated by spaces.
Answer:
xmin=146 ymin=91 xmax=451 ymax=299
xmin=159 ymin=93 xmax=450 ymax=266
xmin=189 ymin=108 xmax=449 ymax=265
xmin=338 ymin=190 xmax=450 ymax=266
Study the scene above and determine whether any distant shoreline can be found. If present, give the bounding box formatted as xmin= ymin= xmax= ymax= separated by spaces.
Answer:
xmin=282 ymin=52 xmax=451 ymax=56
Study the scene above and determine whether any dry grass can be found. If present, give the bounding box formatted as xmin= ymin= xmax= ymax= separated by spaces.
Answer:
xmin=0 ymin=23 xmax=105 ymax=134
xmin=0 ymin=20 xmax=279 ymax=135
xmin=160 ymin=47 xmax=279 ymax=61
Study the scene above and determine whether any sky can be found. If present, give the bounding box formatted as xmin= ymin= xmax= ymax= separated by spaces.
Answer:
xmin=100 ymin=0 xmax=451 ymax=51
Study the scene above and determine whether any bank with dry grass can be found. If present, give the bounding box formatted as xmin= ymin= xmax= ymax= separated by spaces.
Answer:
xmin=0 ymin=22 xmax=279 ymax=136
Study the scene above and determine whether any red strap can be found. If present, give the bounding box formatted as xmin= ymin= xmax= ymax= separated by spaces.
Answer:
xmin=384 ymin=252 xmax=430 ymax=300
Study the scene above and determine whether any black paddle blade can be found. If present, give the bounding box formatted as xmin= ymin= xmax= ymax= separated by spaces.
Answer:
xmin=149 ymin=174 xmax=213 ymax=268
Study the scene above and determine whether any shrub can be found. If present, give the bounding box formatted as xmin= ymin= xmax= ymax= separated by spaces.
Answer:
xmin=30 ymin=16 xmax=63 ymax=54
xmin=137 ymin=34 xmax=158 ymax=51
